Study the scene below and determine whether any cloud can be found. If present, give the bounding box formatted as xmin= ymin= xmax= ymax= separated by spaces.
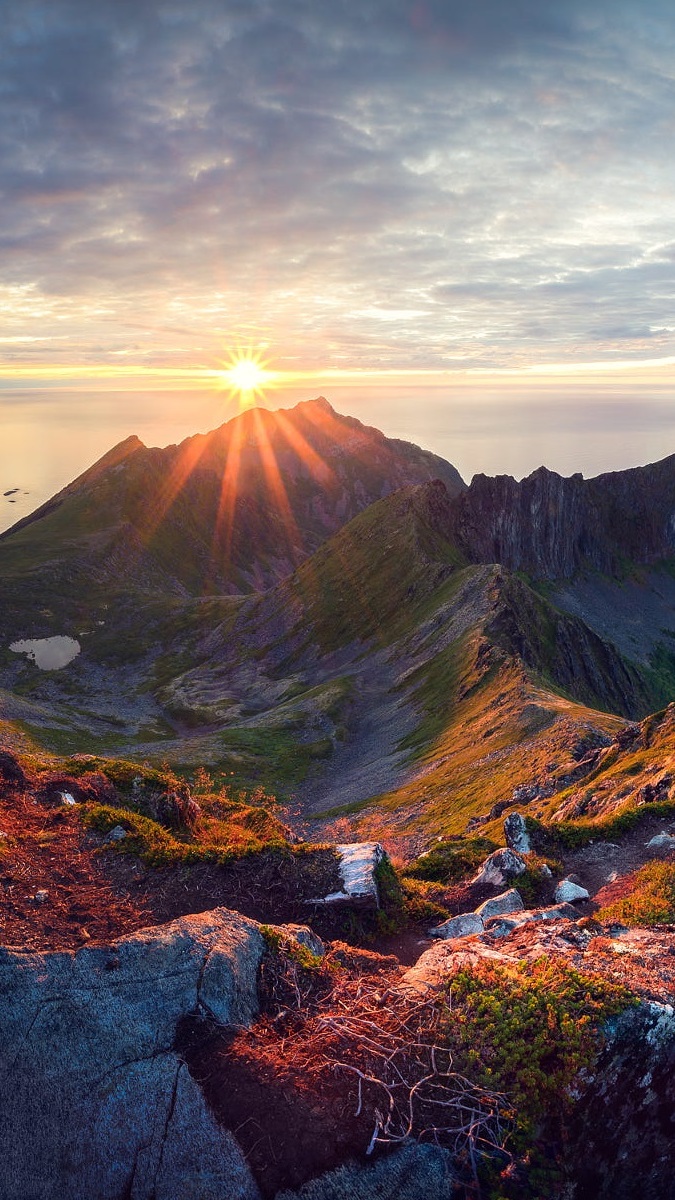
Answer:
xmin=0 ymin=0 xmax=673 ymax=369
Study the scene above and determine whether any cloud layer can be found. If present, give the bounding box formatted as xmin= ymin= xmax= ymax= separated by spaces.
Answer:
xmin=0 ymin=0 xmax=674 ymax=370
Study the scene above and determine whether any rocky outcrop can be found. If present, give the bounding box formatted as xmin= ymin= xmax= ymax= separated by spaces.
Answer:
xmin=276 ymin=1142 xmax=456 ymax=1200
xmin=0 ymin=908 xmax=270 ymax=1200
xmin=472 ymin=846 xmax=527 ymax=886
xmin=444 ymin=454 xmax=675 ymax=581
xmin=399 ymin=918 xmax=675 ymax=1197
xmin=308 ymin=842 xmax=386 ymax=908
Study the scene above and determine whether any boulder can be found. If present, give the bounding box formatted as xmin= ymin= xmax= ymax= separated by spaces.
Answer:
xmin=277 ymin=924 xmax=325 ymax=958
xmin=308 ymin=843 xmax=386 ymax=908
xmin=645 ymin=831 xmax=675 ymax=854
xmin=475 ymin=888 xmax=524 ymax=920
xmin=554 ymin=879 xmax=590 ymax=903
xmin=503 ymin=812 xmax=531 ymax=854
xmin=472 ymin=847 xmax=527 ymax=887
xmin=0 ymin=907 xmax=265 ymax=1200
xmin=276 ymin=1142 xmax=456 ymax=1199
xmin=429 ymin=912 xmax=484 ymax=940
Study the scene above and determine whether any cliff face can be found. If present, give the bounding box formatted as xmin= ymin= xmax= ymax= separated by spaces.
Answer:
xmin=447 ymin=455 xmax=675 ymax=580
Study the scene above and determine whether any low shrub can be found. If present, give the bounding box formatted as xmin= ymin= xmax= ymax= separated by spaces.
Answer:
xmin=405 ymin=836 xmax=499 ymax=884
xmin=597 ymin=860 xmax=675 ymax=926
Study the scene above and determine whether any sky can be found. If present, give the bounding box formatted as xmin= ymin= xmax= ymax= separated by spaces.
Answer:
xmin=1 ymin=0 xmax=675 ymax=529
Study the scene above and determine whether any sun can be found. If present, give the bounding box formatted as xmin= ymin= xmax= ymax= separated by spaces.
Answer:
xmin=218 ymin=350 xmax=275 ymax=408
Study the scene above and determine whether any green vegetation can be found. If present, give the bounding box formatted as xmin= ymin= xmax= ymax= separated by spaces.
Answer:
xmin=259 ymin=925 xmax=324 ymax=972
xmin=527 ymin=801 xmax=675 ymax=851
xmin=442 ymin=959 xmax=634 ymax=1193
xmin=597 ymin=861 xmax=675 ymax=926
xmin=289 ymin=491 xmax=466 ymax=652
xmin=404 ymin=836 xmax=498 ymax=884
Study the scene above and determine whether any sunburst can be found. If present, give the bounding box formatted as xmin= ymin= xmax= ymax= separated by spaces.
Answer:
xmin=218 ymin=350 xmax=275 ymax=408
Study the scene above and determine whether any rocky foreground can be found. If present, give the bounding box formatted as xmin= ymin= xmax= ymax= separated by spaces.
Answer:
xmin=5 ymin=884 xmax=675 ymax=1200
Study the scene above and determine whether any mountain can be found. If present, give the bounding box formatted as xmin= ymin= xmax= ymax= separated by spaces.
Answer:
xmin=0 ymin=474 xmax=654 ymax=848
xmin=445 ymin=455 xmax=675 ymax=580
xmin=2 ymin=415 xmax=675 ymax=853
xmin=0 ymin=397 xmax=465 ymax=599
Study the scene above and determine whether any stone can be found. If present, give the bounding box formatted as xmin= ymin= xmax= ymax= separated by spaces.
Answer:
xmin=534 ymin=902 xmax=579 ymax=921
xmin=276 ymin=1142 xmax=456 ymax=1199
xmin=429 ymin=911 xmax=484 ymax=940
xmin=504 ymin=812 xmax=531 ymax=854
xmin=61 ymin=792 xmax=77 ymax=806
xmin=645 ymin=831 xmax=675 ymax=854
xmin=33 ymin=889 xmax=48 ymax=904
xmin=108 ymin=825 xmax=127 ymax=841
xmin=277 ymin=924 xmax=325 ymax=958
xmin=0 ymin=907 xmax=264 ymax=1199
xmin=472 ymin=847 xmax=527 ymax=887
xmin=482 ymin=918 xmax=519 ymax=939
xmin=554 ymin=879 xmax=590 ymax=903
xmin=308 ymin=842 xmax=386 ymax=908
xmin=475 ymin=888 xmax=525 ymax=920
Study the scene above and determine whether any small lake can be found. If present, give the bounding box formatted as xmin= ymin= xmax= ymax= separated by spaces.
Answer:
xmin=9 ymin=636 xmax=81 ymax=671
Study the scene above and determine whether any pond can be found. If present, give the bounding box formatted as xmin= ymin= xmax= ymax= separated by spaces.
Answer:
xmin=9 ymin=636 xmax=81 ymax=671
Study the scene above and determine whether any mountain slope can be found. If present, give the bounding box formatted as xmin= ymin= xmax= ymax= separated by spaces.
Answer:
xmin=0 ymin=397 xmax=465 ymax=601
xmin=0 ymin=479 xmax=657 ymax=855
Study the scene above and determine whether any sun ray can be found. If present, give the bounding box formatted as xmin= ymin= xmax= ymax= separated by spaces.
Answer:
xmin=136 ymin=435 xmax=212 ymax=544
xmin=217 ymin=349 xmax=276 ymax=410
xmin=272 ymin=410 xmax=337 ymax=488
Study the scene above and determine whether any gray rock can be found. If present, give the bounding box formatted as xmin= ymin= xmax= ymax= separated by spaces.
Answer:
xmin=276 ymin=1142 xmax=456 ymax=1199
xmin=33 ymin=889 xmax=49 ymax=904
xmin=645 ymin=831 xmax=675 ymax=854
xmin=0 ymin=907 xmax=264 ymax=1200
xmin=472 ymin=847 xmax=527 ymax=886
xmin=429 ymin=911 xmax=484 ymax=940
xmin=108 ymin=825 xmax=127 ymax=841
xmin=482 ymin=918 xmax=519 ymax=939
xmin=504 ymin=812 xmax=531 ymax=854
xmin=277 ymin=924 xmax=325 ymax=957
xmin=554 ymin=879 xmax=590 ymax=903
xmin=308 ymin=842 xmax=386 ymax=908
xmin=475 ymin=888 xmax=525 ymax=919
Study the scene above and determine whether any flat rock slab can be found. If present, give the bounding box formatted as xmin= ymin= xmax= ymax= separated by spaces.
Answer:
xmin=309 ymin=842 xmax=385 ymax=908
xmin=429 ymin=911 xmax=484 ymax=940
xmin=476 ymin=888 xmax=525 ymax=920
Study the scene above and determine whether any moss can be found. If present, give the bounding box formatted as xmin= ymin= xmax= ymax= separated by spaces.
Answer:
xmin=259 ymin=925 xmax=324 ymax=972
xmin=404 ymin=836 xmax=499 ymax=884
xmin=597 ymin=860 xmax=675 ymax=926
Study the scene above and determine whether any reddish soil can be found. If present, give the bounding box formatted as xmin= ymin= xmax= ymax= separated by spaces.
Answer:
xmin=0 ymin=789 xmax=150 ymax=950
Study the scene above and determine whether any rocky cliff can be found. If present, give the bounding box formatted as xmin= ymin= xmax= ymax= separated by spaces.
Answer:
xmin=445 ymin=455 xmax=675 ymax=580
